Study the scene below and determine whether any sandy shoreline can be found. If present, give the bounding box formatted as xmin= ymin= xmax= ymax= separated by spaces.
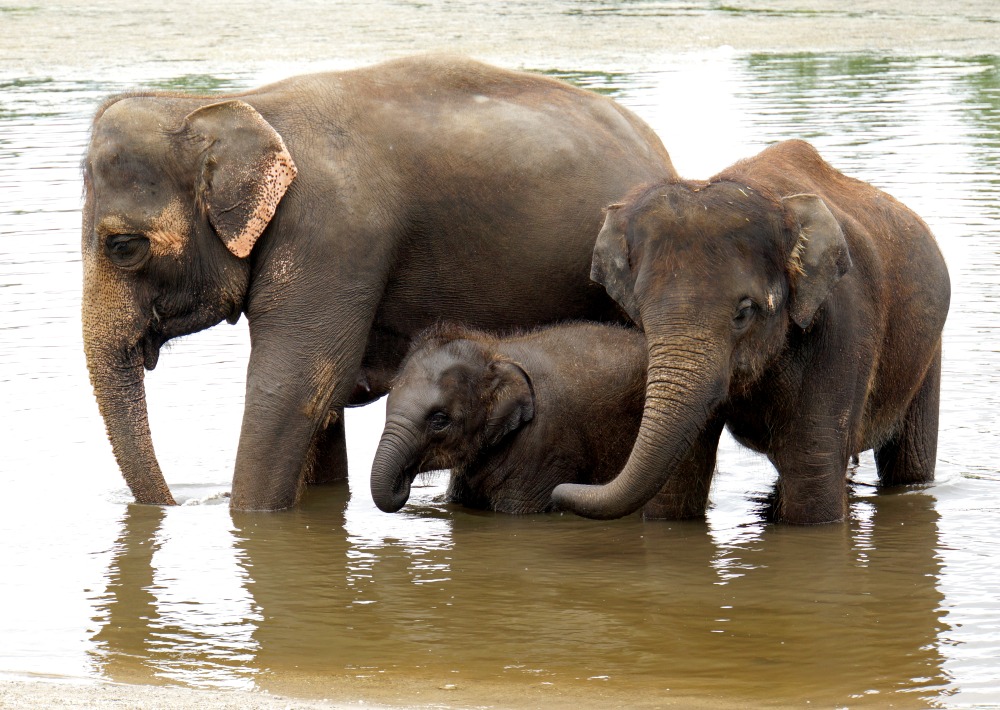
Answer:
xmin=0 ymin=680 xmax=329 ymax=709
xmin=0 ymin=679 xmax=391 ymax=709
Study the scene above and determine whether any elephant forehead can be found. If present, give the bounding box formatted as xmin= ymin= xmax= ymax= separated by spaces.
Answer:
xmin=395 ymin=353 xmax=478 ymax=399
xmin=90 ymin=140 xmax=177 ymax=196
xmin=415 ymin=356 xmax=472 ymax=387
xmin=647 ymin=182 xmax=777 ymax=233
xmin=90 ymin=100 xmax=196 ymax=192
xmin=388 ymin=378 xmax=448 ymax=417
xmin=93 ymin=102 xmax=168 ymax=159
xmin=633 ymin=201 xmax=783 ymax=271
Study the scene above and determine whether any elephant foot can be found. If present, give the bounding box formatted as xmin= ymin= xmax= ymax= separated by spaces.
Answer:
xmin=766 ymin=475 xmax=848 ymax=525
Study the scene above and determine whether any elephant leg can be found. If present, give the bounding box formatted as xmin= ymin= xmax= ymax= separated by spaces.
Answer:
xmin=770 ymin=417 xmax=851 ymax=524
xmin=875 ymin=342 xmax=941 ymax=487
xmin=231 ymin=291 xmax=379 ymax=510
xmin=641 ymin=414 xmax=725 ymax=520
xmin=305 ymin=406 xmax=348 ymax=485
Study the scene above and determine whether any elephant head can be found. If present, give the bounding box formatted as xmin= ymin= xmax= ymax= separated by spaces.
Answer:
xmin=82 ymin=96 xmax=296 ymax=504
xmin=370 ymin=329 xmax=535 ymax=513
xmin=552 ymin=181 xmax=850 ymax=519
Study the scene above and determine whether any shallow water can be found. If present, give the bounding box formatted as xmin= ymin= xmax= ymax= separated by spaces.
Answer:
xmin=1 ymin=47 xmax=999 ymax=708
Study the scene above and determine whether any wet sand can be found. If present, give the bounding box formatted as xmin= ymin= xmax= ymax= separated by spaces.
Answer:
xmin=0 ymin=680 xmax=371 ymax=710
xmin=2 ymin=1 xmax=997 ymax=708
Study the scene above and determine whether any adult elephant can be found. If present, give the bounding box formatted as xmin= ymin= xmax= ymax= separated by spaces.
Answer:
xmin=552 ymin=140 xmax=950 ymax=524
xmin=82 ymin=55 xmax=675 ymax=510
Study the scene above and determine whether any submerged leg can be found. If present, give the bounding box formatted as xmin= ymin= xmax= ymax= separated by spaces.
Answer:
xmin=641 ymin=414 xmax=725 ymax=520
xmin=770 ymin=412 xmax=853 ymax=525
xmin=875 ymin=343 xmax=941 ymax=487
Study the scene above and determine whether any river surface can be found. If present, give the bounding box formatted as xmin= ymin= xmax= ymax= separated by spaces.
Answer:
xmin=1 ymin=9 xmax=999 ymax=709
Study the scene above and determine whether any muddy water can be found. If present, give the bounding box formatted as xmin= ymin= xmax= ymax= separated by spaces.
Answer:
xmin=1 ymin=44 xmax=999 ymax=710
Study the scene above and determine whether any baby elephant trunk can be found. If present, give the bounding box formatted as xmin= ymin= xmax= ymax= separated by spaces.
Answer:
xmin=370 ymin=415 xmax=424 ymax=513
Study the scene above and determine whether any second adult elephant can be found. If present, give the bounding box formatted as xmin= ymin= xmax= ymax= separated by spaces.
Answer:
xmin=553 ymin=140 xmax=950 ymax=524
xmin=370 ymin=322 xmax=646 ymax=514
xmin=80 ymin=54 xmax=676 ymax=510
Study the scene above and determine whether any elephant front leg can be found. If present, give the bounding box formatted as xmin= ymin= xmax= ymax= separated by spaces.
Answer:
xmin=305 ymin=406 xmax=349 ymax=485
xmin=769 ymin=417 xmax=851 ymax=524
xmin=875 ymin=343 xmax=941 ymax=487
xmin=229 ymin=315 xmax=373 ymax=511
xmin=641 ymin=414 xmax=725 ymax=520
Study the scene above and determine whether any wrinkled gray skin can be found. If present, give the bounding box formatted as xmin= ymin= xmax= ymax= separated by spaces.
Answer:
xmin=370 ymin=323 xmax=647 ymax=514
xmin=553 ymin=140 xmax=951 ymax=524
xmin=81 ymin=55 xmax=675 ymax=510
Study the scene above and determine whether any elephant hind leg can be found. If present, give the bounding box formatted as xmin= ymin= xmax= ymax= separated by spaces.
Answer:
xmin=641 ymin=414 xmax=725 ymax=520
xmin=875 ymin=343 xmax=942 ymax=487
xmin=305 ymin=407 xmax=349 ymax=485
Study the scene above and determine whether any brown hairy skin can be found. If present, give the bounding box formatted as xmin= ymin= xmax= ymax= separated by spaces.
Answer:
xmin=81 ymin=54 xmax=675 ymax=510
xmin=555 ymin=139 xmax=950 ymax=524
xmin=370 ymin=322 xmax=647 ymax=515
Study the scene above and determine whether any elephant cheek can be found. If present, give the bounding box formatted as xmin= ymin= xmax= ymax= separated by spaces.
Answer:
xmin=146 ymin=199 xmax=191 ymax=259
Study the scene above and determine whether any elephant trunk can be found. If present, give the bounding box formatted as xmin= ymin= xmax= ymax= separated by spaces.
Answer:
xmin=84 ymin=332 xmax=175 ymax=506
xmin=370 ymin=415 xmax=424 ymax=513
xmin=551 ymin=330 xmax=725 ymax=519
xmin=82 ymin=248 xmax=175 ymax=505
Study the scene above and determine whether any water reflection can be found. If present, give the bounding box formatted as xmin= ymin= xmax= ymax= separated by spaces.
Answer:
xmin=90 ymin=504 xmax=260 ymax=690
xmin=86 ymin=483 xmax=947 ymax=706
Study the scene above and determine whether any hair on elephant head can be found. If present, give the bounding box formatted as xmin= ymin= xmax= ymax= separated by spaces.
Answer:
xmin=554 ymin=139 xmax=950 ymax=525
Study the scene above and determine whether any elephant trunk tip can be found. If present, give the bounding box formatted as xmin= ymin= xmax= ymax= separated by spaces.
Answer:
xmin=371 ymin=474 xmax=412 ymax=514
xmin=552 ymin=482 xmax=636 ymax=520
xmin=134 ymin=487 xmax=178 ymax=507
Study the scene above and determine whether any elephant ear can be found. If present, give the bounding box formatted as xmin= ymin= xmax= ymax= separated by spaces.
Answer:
xmin=483 ymin=360 xmax=535 ymax=448
xmin=185 ymin=100 xmax=297 ymax=258
xmin=784 ymin=193 xmax=852 ymax=329
xmin=591 ymin=205 xmax=642 ymax=327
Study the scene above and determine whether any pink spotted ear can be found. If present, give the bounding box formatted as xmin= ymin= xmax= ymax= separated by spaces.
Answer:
xmin=184 ymin=100 xmax=297 ymax=258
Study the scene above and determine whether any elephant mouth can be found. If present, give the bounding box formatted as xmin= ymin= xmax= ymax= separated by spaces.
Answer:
xmin=141 ymin=309 xmax=170 ymax=371
xmin=142 ymin=333 xmax=163 ymax=371
xmin=225 ymin=300 xmax=242 ymax=325
xmin=140 ymin=298 xmax=242 ymax=372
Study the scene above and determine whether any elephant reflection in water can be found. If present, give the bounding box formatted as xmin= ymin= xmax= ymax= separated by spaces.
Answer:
xmin=90 ymin=490 xmax=950 ymax=704
xmin=89 ymin=505 xmax=166 ymax=684
xmin=88 ymin=503 xmax=262 ymax=688
xmin=697 ymin=488 xmax=950 ymax=705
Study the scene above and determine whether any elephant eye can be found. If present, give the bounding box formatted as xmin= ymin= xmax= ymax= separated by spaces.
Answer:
xmin=733 ymin=298 xmax=756 ymax=332
xmin=105 ymin=234 xmax=151 ymax=269
xmin=428 ymin=411 xmax=451 ymax=432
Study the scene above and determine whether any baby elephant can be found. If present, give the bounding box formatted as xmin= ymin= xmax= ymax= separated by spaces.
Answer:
xmin=370 ymin=323 xmax=646 ymax=514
